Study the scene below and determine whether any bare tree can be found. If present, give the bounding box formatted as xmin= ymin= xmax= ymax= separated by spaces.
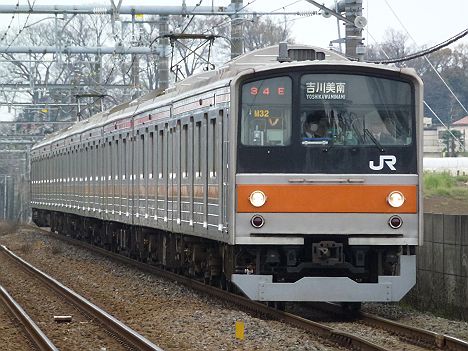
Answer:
xmin=0 ymin=12 xmax=299 ymax=125
xmin=243 ymin=16 xmax=294 ymax=51
xmin=366 ymin=28 xmax=414 ymax=63
xmin=367 ymin=29 xmax=468 ymax=123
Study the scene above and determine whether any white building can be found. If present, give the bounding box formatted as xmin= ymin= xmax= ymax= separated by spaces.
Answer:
xmin=423 ymin=116 xmax=468 ymax=158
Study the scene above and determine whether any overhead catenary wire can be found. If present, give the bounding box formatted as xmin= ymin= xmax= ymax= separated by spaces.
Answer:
xmin=235 ymin=0 xmax=259 ymax=14
xmin=0 ymin=4 xmax=39 ymax=104
xmin=179 ymin=0 xmax=204 ymax=35
xmin=201 ymin=0 xmax=262 ymax=35
xmin=5 ymin=0 xmax=37 ymax=50
xmin=199 ymin=0 xmax=308 ymax=52
xmin=0 ymin=0 xmax=37 ymax=121
xmin=0 ymin=1 xmax=19 ymax=43
xmin=368 ymin=27 xmax=468 ymax=64
xmin=365 ymin=24 xmax=464 ymax=148
xmin=6 ymin=11 xmax=146 ymax=112
xmin=380 ymin=0 xmax=468 ymax=116
xmin=0 ymin=6 xmax=138 ymax=123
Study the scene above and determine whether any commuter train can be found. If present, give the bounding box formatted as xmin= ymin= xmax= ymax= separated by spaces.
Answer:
xmin=31 ymin=44 xmax=423 ymax=303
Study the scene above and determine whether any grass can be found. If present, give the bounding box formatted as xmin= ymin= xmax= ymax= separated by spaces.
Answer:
xmin=423 ymin=172 xmax=468 ymax=199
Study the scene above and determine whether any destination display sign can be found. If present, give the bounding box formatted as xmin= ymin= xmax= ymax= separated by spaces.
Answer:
xmin=250 ymin=107 xmax=284 ymax=129
xmin=304 ymin=81 xmax=347 ymax=100
xmin=242 ymin=76 xmax=292 ymax=105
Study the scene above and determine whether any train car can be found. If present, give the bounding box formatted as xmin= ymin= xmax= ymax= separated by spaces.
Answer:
xmin=31 ymin=44 xmax=423 ymax=303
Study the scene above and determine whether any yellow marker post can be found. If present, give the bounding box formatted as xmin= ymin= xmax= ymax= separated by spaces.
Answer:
xmin=235 ymin=320 xmax=245 ymax=340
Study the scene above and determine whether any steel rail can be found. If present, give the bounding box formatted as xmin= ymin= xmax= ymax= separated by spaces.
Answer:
xmin=359 ymin=311 xmax=468 ymax=351
xmin=308 ymin=302 xmax=468 ymax=351
xmin=29 ymin=227 xmax=391 ymax=351
xmin=0 ymin=244 xmax=164 ymax=351
xmin=0 ymin=284 xmax=58 ymax=351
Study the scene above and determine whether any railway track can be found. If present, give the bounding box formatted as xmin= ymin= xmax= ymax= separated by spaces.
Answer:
xmin=297 ymin=302 xmax=468 ymax=351
xmin=26 ymin=225 xmax=468 ymax=351
xmin=0 ymin=244 xmax=163 ymax=351
xmin=0 ymin=283 xmax=57 ymax=351
xmin=359 ymin=310 xmax=468 ymax=351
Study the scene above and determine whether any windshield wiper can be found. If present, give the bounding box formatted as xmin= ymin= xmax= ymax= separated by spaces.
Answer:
xmin=364 ymin=128 xmax=385 ymax=152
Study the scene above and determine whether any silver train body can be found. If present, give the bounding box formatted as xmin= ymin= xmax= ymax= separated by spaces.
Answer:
xmin=31 ymin=45 xmax=423 ymax=302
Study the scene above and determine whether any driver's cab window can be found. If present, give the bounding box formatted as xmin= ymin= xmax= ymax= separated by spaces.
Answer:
xmin=301 ymin=110 xmax=330 ymax=145
xmin=300 ymin=74 xmax=413 ymax=147
xmin=240 ymin=76 xmax=292 ymax=146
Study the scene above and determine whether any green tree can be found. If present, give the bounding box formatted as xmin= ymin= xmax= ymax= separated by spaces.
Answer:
xmin=440 ymin=130 xmax=464 ymax=157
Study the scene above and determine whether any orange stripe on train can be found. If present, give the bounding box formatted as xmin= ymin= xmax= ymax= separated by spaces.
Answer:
xmin=237 ymin=184 xmax=417 ymax=213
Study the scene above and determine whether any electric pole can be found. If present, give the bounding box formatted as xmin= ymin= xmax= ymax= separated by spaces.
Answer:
xmin=230 ymin=0 xmax=244 ymax=59
xmin=305 ymin=0 xmax=366 ymax=60
xmin=158 ymin=16 xmax=169 ymax=90
xmin=339 ymin=0 xmax=366 ymax=60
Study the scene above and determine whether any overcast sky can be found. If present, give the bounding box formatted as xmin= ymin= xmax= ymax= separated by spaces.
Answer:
xmin=0 ymin=0 xmax=466 ymax=48
xmin=252 ymin=0 xmax=468 ymax=48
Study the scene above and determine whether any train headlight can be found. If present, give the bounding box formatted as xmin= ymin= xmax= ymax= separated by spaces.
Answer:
xmin=249 ymin=190 xmax=267 ymax=207
xmin=387 ymin=191 xmax=405 ymax=208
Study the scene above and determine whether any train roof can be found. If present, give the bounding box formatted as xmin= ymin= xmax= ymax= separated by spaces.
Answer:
xmin=32 ymin=44 xmax=415 ymax=152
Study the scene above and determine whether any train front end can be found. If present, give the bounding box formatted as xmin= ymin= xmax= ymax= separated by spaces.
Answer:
xmin=230 ymin=61 xmax=423 ymax=302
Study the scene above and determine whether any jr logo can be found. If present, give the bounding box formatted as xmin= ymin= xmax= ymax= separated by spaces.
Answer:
xmin=369 ymin=155 xmax=397 ymax=171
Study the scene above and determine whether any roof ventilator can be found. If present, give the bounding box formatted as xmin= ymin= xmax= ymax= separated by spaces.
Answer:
xmin=277 ymin=42 xmax=326 ymax=63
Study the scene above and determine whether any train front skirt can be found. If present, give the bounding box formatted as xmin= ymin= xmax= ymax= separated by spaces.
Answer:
xmin=231 ymin=254 xmax=415 ymax=302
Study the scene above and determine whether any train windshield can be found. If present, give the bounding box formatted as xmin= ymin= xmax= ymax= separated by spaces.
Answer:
xmin=238 ymin=72 xmax=417 ymax=173
xmin=300 ymin=74 xmax=412 ymax=147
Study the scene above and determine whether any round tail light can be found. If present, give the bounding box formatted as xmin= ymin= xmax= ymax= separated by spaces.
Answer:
xmin=388 ymin=215 xmax=403 ymax=229
xmin=251 ymin=215 xmax=265 ymax=228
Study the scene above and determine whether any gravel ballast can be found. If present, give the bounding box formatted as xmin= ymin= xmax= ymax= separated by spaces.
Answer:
xmin=0 ymin=227 xmax=343 ymax=351
xmin=3 ymin=225 xmax=468 ymax=350
xmin=0 ymin=295 xmax=35 ymax=350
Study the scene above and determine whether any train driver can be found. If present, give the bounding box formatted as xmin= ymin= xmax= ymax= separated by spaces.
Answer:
xmin=302 ymin=110 xmax=329 ymax=139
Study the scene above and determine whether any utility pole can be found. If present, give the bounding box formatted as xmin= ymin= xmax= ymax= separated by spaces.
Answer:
xmin=95 ymin=52 xmax=104 ymax=110
xmin=305 ymin=0 xmax=366 ymax=60
xmin=158 ymin=16 xmax=169 ymax=91
xmin=3 ymin=175 xmax=7 ymax=220
xmin=340 ymin=0 xmax=365 ymax=60
xmin=230 ymin=0 xmax=244 ymax=59
xmin=131 ymin=13 xmax=140 ymax=99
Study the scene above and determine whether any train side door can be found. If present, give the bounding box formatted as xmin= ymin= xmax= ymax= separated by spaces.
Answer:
xmin=157 ymin=124 xmax=169 ymax=230
xmin=173 ymin=120 xmax=183 ymax=232
xmin=180 ymin=119 xmax=192 ymax=234
xmin=134 ymin=130 xmax=142 ymax=227
xmin=191 ymin=113 xmax=205 ymax=235
xmin=168 ymin=123 xmax=177 ymax=232
xmin=207 ymin=110 xmax=222 ymax=236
